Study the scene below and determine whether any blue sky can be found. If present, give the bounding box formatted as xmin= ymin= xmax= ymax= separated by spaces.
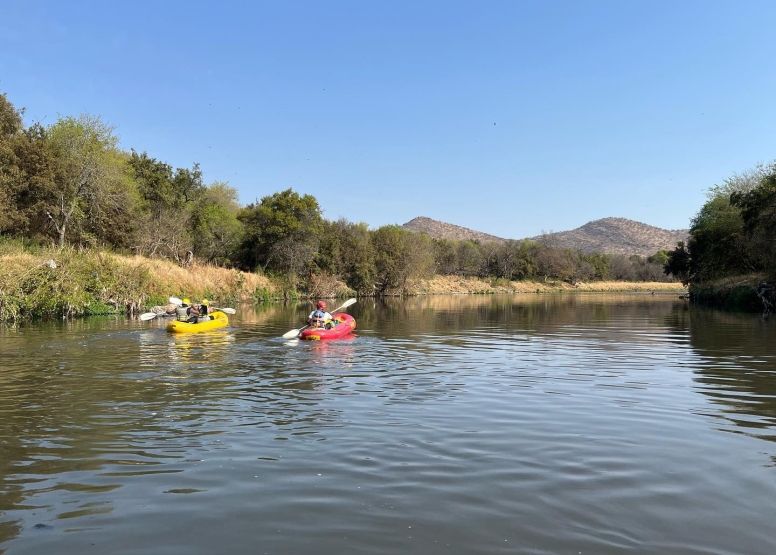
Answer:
xmin=2 ymin=0 xmax=775 ymax=239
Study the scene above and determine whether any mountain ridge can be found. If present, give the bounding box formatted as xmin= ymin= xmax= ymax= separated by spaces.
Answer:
xmin=401 ymin=216 xmax=688 ymax=257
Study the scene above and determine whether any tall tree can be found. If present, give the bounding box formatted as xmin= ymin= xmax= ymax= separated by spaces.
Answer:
xmin=190 ymin=181 xmax=243 ymax=265
xmin=0 ymin=91 xmax=25 ymax=233
xmin=127 ymin=151 xmax=204 ymax=260
xmin=685 ymin=195 xmax=750 ymax=282
xmin=237 ymin=188 xmax=323 ymax=275
xmin=731 ymin=170 xmax=776 ymax=277
xmin=45 ymin=115 xmax=127 ymax=247
xmin=372 ymin=226 xmax=434 ymax=295
xmin=338 ymin=220 xmax=376 ymax=295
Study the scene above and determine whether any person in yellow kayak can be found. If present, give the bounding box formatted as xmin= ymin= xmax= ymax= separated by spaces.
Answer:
xmin=307 ymin=300 xmax=333 ymax=329
xmin=186 ymin=299 xmax=210 ymax=323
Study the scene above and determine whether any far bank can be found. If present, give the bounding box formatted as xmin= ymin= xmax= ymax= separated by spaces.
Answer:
xmin=1 ymin=249 xmax=685 ymax=322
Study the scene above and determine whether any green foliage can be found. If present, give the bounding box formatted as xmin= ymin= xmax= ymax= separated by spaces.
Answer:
xmin=706 ymin=161 xmax=775 ymax=201
xmin=664 ymin=242 xmax=691 ymax=284
xmin=690 ymin=284 xmax=762 ymax=312
xmin=371 ymin=225 xmax=435 ymax=295
xmin=237 ymin=188 xmax=323 ymax=275
xmin=191 ymin=199 xmax=242 ymax=265
xmin=731 ymin=170 xmax=776 ymax=277
xmin=45 ymin=114 xmax=131 ymax=247
xmin=128 ymin=150 xmax=176 ymax=208
xmin=252 ymin=287 xmax=273 ymax=303
xmin=0 ymin=249 xmax=154 ymax=321
xmin=84 ymin=301 xmax=121 ymax=316
xmin=647 ymin=250 xmax=670 ymax=266
xmin=686 ymin=195 xmax=749 ymax=282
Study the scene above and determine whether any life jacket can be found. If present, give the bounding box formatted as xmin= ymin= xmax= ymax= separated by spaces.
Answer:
xmin=311 ymin=309 xmax=327 ymax=327
xmin=176 ymin=305 xmax=189 ymax=321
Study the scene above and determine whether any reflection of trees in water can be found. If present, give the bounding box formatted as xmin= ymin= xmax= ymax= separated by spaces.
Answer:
xmin=669 ymin=306 xmax=776 ymax=441
xmin=367 ymin=293 xmax=685 ymax=340
xmin=0 ymin=323 xmax=253 ymax=539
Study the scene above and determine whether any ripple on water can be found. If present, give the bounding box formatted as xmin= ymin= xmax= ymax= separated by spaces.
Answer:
xmin=1 ymin=299 xmax=775 ymax=555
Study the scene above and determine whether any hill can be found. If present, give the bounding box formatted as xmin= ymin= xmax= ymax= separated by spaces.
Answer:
xmin=402 ymin=216 xmax=688 ymax=256
xmin=533 ymin=218 xmax=688 ymax=256
xmin=402 ymin=217 xmax=506 ymax=243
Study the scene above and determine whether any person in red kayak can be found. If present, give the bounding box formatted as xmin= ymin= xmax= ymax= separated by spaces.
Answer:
xmin=307 ymin=300 xmax=333 ymax=329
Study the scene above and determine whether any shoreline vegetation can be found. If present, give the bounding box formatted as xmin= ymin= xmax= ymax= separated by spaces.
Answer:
xmin=2 ymin=90 xmax=774 ymax=319
xmin=0 ymin=248 xmax=685 ymax=322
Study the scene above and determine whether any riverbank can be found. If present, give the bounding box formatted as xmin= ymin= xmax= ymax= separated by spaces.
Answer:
xmin=688 ymin=273 xmax=770 ymax=312
xmin=0 ymin=248 xmax=685 ymax=321
xmin=412 ymin=275 xmax=685 ymax=294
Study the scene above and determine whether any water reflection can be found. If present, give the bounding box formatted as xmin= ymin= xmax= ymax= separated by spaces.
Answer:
xmin=1 ymin=294 xmax=775 ymax=555
xmin=670 ymin=307 xmax=776 ymax=443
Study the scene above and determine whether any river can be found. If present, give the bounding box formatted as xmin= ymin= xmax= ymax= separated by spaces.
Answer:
xmin=1 ymin=293 xmax=775 ymax=555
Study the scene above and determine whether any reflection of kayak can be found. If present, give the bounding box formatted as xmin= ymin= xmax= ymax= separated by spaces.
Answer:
xmin=300 ymin=313 xmax=356 ymax=340
xmin=166 ymin=311 xmax=229 ymax=333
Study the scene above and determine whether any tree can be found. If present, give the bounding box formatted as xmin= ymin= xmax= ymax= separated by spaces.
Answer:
xmin=433 ymin=238 xmax=459 ymax=275
xmin=0 ymin=91 xmax=25 ymax=233
xmin=45 ymin=115 xmax=128 ymax=247
xmin=372 ymin=226 xmax=434 ymax=295
xmin=495 ymin=240 xmax=539 ymax=280
xmin=457 ymin=240 xmax=484 ymax=277
xmin=128 ymin=150 xmax=175 ymax=208
xmin=731 ymin=170 xmax=776 ymax=277
xmin=664 ymin=242 xmax=691 ymax=284
xmin=686 ymin=195 xmax=749 ymax=282
xmin=128 ymin=151 xmax=205 ymax=260
xmin=1 ymin=123 xmax=60 ymax=239
xmin=237 ymin=188 xmax=323 ymax=276
xmin=190 ymin=182 xmax=243 ymax=265
xmin=339 ymin=220 xmax=376 ymax=295
xmin=706 ymin=161 xmax=775 ymax=201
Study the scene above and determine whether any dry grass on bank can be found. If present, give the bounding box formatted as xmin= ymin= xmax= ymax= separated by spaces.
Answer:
xmin=413 ymin=275 xmax=686 ymax=294
xmin=1 ymin=248 xmax=684 ymax=303
xmin=0 ymin=250 xmax=279 ymax=306
xmin=117 ymin=255 xmax=276 ymax=302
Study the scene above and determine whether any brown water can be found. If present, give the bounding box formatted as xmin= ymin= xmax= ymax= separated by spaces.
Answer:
xmin=1 ymin=293 xmax=775 ymax=555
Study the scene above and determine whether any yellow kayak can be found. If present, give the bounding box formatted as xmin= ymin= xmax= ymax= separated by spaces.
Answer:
xmin=166 ymin=311 xmax=229 ymax=333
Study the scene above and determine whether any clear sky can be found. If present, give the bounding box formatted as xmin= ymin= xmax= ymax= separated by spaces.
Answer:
xmin=2 ymin=0 xmax=775 ymax=239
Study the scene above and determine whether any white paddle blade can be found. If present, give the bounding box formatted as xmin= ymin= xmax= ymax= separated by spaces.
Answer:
xmin=139 ymin=312 xmax=158 ymax=321
xmin=216 ymin=308 xmax=236 ymax=314
xmin=337 ymin=298 xmax=357 ymax=311
xmin=282 ymin=328 xmax=302 ymax=339
xmin=169 ymin=296 xmax=183 ymax=305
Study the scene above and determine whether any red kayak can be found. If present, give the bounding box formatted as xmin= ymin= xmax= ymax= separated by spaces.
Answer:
xmin=299 ymin=313 xmax=356 ymax=340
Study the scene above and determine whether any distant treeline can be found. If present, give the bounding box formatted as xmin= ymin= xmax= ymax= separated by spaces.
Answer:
xmin=664 ymin=161 xmax=776 ymax=285
xmin=1 ymin=90 xmax=674 ymax=296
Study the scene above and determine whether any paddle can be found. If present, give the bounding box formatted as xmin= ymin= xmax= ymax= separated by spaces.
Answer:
xmin=140 ymin=298 xmax=234 ymax=322
xmin=282 ymin=298 xmax=357 ymax=339
xmin=169 ymin=297 xmax=236 ymax=313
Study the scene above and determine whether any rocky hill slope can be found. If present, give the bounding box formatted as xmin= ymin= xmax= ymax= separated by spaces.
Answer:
xmin=402 ymin=216 xmax=688 ymax=257
xmin=533 ymin=218 xmax=688 ymax=256
xmin=402 ymin=217 xmax=506 ymax=243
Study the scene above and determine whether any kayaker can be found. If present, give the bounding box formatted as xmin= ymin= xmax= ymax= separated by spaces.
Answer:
xmin=186 ymin=300 xmax=203 ymax=323
xmin=307 ymin=300 xmax=333 ymax=329
xmin=199 ymin=299 xmax=211 ymax=322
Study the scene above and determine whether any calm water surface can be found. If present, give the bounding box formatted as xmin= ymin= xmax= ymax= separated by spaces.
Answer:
xmin=1 ymin=293 xmax=775 ymax=554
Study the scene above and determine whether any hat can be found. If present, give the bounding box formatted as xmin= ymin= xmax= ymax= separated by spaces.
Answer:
xmin=317 ymin=300 xmax=326 ymax=309
xmin=183 ymin=298 xmax=191 ymax=305
xmin=201 ymin=299 xmax=210 ymax=306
